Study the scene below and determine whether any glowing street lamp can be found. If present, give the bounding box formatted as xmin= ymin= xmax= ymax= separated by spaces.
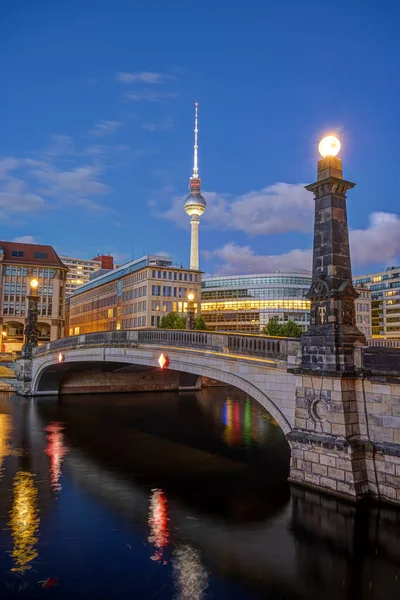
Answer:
xmin=186 ymin=292 xmax=195 ymax=330
xmin=1 ymin=330 xmax=6 ymax=353
xmin=318 ymin=135 xmax=341 ymax=158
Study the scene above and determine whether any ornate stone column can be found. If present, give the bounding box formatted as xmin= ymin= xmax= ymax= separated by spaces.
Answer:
xmin=289 ymin=137 xmax=369 ymax=501
xmin=21 ymin=279 xmax=39 ymax=359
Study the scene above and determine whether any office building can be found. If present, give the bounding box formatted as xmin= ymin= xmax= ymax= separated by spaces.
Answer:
xmin=354 ymin=286 xmax=372 ymax=338
xmin=201 ymin=272 xmax=371 ymax=335
xmin=67 ymin=255 xmax=201 ymax=335
xmin=0 ymin=241 xmax=68 ymax=352
xmin=354 ymin=266 xmax=400 ymax=338
xmin=201 ymin=271 xmax=312 ymax=333
xmin=60 ymin=254 xmax=114 ymax=297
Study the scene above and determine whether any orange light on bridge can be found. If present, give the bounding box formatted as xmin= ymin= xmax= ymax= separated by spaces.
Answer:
xmin=158 ymin=353 xmax=169 ymax=369
xmin=58 ymin=353 xmax=65 ymax=363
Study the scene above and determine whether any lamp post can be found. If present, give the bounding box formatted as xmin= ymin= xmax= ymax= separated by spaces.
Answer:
xmin=21 ymin=279 xmax=40 ymax=359
xmin=1 ymin=331 xmax=6 ymax=353
xmin=186 ymin=292 xmax=195 ymax=330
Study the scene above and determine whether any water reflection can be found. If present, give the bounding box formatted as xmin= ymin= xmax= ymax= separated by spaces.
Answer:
xmin=173 ymin=545 xmax=209 ymax=600
xmin=0 ymin=413 xmax=11 ymax=478
xmin=1 ymin=390 xmax=400 ymax=599
xmin=44 ymin=422 xmax=69 ymax=494
xmin=8 ymin=470 xmax=40 ymax=573
xmin=148 ymin=488 xmax=170 ymax=564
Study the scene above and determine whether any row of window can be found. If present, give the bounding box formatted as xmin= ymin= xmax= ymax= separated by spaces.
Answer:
xmin=202 ymin=288 xmax=310 ymax=301
xmin=356 ymin=315 xmax=370 ymax=324
xmin=3 ymin=267 xmax=55 ymax=278
xmin=122 ymin=286 xmax=147 ymax=301
xmin=10 ymin=250 xmax=48 ymax=259
xmin=122 ymin=301 xmax=147 ymax=315
xmin=151 ymin=286 xmax=189 ymax=298
xmin=70 ymin=295 xmax=117 ymax=315
xmin=152 ymin=270 xmax=198 ymax=282
xmin=356 ymin=303 xmax=370 ymax=312
xmin=202 ymin=277 xmax=312 ymax=288
xmin=122 ymin=316 xmax=147 ymax=328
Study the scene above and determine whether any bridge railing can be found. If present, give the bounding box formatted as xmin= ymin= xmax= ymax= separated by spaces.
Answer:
xmin=33 ymin=329 xmax=301 ymax=364
xmin=367 ymin=339 xmax=400 ymax=348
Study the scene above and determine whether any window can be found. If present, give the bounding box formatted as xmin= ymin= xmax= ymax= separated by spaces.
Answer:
xmin=174 ymin=273 xmax=177 ymax=280
xmin=189 ymin=274 xmax=193 ymax=282
xmin=34 ymin=252 xmax=48 ymax=259
xmin=74 ymin=327 xmax=80 ymax=335
xmin=357 ymin=315 xmax=362 ymax=323
xmin=163 ymin=286 xmax=172 ymax=296
xmin=107 ymin=308 xmax=114 ymax=318
xmin=163 ymin=271 xmax=167 ymax=279
xmin=152 ymin=270 xmax=156 ymax=278
xmin=157 ymin=271 xmax=161 ymax=278
xmin=152 ymin=285 xmax=161 ymax=296
xmin=179 ymin=273 xmax=182 ymax=281
xmin=184 ymin=273 xmax=188 ymax=281
xmin=364 ymin=304 xmax=369 ymax=312
xmin=11 ymin=250 xmax=24 ymax=257
xmin=168 ymin=272 xmax=172 ymax=280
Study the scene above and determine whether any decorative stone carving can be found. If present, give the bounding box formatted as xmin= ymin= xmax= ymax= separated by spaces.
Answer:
xmin=308 ymin=278 xmax=329 ymax=299
xmin=341 ymin=300 xmax=354 ymax=326
xmin=305 ymin=389 xmax=330 ymax=423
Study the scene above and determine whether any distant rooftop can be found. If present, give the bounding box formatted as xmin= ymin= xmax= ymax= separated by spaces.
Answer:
xmin=72 ymin=255 xmax=197 ymax=296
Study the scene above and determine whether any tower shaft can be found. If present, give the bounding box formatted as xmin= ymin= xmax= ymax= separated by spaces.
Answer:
xmin=189 ymin=216 xmax=200 ymax=270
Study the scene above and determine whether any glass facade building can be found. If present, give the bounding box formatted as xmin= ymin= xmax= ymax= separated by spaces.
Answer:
xmin=201 ymin=271 xmax=312 ymax=333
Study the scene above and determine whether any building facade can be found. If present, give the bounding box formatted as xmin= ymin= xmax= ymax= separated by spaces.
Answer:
xmin=201 ymin=271 xmax=312 ymax=333
xmin=354 ymin=266 xmax=400 ymax=338
xmin=60 ymin=254 xmax=114 ymax=297
xmin=0 ymin=241 xmax=68 ymax=352
xmin=354 ymin=286 xmax=372 ymax=338
xmin=67 ymin=255 xmax=201 ymax=335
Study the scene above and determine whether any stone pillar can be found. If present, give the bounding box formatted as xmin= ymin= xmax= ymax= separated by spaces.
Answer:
xmin=289 ymin=139 xmax=369 ymax=501
xmin=301 ymin=154 xmax=366 ymax=372
xmin=21 ymin=291 xmax=39 ymax=359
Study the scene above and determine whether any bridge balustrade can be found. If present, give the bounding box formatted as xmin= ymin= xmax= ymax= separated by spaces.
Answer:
xmin=32 ymin=329 xmax=300 ymax=363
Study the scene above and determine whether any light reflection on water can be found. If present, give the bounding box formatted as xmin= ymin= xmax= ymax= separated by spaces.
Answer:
xmin=8 ymin=470 xmax=40 ymax=573
xmin=44 ymin=422 xmax=69 ymax=494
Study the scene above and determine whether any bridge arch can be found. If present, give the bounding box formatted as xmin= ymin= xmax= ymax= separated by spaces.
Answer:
xmin=31 ymin=348 xmax=293 ymax=435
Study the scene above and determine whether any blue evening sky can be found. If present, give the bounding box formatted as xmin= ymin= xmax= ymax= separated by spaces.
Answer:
xmin=0 ymin=0 xmax=399 ymax=275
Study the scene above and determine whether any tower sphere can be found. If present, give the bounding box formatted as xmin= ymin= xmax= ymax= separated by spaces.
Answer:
xmin=184 ymin=192 xmax=207 ymax=216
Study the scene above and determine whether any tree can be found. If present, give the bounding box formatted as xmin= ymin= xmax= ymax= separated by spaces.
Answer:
xmin=262 ymin=318 xmax=283 ymax=336
xmin=261 ymin=318 xmax=303 ymax=338
xmin=194 ymin=316 xmax=208 ymax=330
xmin=158 ymin=312 xmax=186 ymax=329
xmin=283 ymin=320 xmax=303 ymax=338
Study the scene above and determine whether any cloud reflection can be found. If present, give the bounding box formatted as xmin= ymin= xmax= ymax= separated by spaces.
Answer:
xmin=173 ymin=545 xmax=208 ymax=600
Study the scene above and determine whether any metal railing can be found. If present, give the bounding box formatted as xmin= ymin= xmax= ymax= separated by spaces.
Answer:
xmin=367 ymin=339 xmax=400 ymax=348
xmin=33 ymin=328 xmax=301 ymax=363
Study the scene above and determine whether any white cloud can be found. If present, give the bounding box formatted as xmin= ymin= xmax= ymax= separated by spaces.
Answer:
xmin=205 ymin=211 xmax=400 ymax=275
xmin=160 ymin=183 xmax=313 ymax=235
xmin=90 ymin=120 xmax=122 ymax=137
xmin=350 ymin=212 xmax=400 ymax=267
xmin=34 ymin=164 xmax=109 ymax=198
xmin=204 ymin=243 xmax=312 ymax=275
xmin=12 ymin=235 xmax=39 ymax=244
xmin=142 ymin=117 xmax=174 ymax=131
xmin=0 ymin=158 xmax=20 ymax=178
xmin=115 ymin=71 xmax=172 ymax=84
xmin=126 ymin=90 xmax=178 ymax=102
xmin=0 ymin=178 xmax=45 ymax=217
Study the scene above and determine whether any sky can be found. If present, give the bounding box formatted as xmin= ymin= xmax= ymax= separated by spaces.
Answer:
xmin=0 ymin=0 xmax=399 ymax=276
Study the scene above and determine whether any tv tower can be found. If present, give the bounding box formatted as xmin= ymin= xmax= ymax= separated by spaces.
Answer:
xmin=184 ymin=102 xmax=206 ymax=270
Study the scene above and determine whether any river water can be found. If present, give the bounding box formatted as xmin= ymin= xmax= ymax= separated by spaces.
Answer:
xmin=0 ymin=387 xmax=400 ymax=599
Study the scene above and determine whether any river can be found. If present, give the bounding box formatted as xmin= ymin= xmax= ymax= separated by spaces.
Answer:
xmin=0 ymin=387 xmax=399 ymax=599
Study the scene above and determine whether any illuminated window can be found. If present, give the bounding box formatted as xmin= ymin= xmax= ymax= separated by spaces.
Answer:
xmin=74 ymin=327 xmax=80 ymax=335
xmin=107 ymin=308 xmax=114 ymax=318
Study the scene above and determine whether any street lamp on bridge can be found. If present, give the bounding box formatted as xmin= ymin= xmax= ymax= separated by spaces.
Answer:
xmin=186 ymin=292 xmax=195 ymax=330
xmin=21 ymin=278 xmax=40 ymax=359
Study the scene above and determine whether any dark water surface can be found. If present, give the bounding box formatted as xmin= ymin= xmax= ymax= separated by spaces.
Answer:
xmin=0 ymin=388 xmax=400 ymax=599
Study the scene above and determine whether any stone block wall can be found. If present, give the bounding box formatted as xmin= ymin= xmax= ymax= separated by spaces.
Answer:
xmin=290 ymin=374 xmax=400 ymax=504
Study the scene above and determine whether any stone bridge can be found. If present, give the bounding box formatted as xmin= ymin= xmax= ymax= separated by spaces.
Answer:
xmin=15 ymin=328 xmax=400 ymax=506
xmin=16 ymin=329 xmax=301 ymax=435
